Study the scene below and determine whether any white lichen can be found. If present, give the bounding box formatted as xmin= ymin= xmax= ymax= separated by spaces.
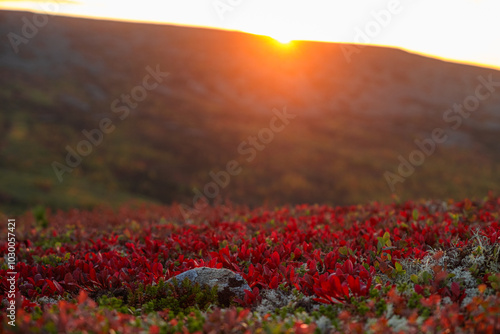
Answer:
xmin=394 ymin=227 xmax=500 ymax=307
xmin=315 ymin=315 xmax=333 ymax=334
xmin=387 ymin=315 xmax=409 ymax=333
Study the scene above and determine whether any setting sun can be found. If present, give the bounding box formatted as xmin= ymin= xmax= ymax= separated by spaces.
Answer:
xmin=272 ymin=35 xmax=293 ymax=45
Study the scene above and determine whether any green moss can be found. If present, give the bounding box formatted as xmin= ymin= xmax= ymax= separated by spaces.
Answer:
xmin=32 ymin=253 xmax=71 ymax=266
xmin=352 ymin=298 xmax=370 ymax=316
xmin=375 ymin=299 xmax=387 ymax=317
xmin=33 ymin=233 xmax=74 ymax=250
xmin=127 ymin=277 xmax=219 ymax=315
xmin=97 ymin=295 xmax=135 ymax=315
xmin=33 ymin=205 xmax=49 ymax=229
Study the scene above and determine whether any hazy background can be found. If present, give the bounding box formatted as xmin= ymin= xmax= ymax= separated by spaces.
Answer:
xmin=1 ymin=4 xmax=500 ymax=215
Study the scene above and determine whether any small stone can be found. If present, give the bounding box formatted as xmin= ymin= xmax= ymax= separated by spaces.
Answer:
xmin=167 ymin=267 xmax=251 ymax=307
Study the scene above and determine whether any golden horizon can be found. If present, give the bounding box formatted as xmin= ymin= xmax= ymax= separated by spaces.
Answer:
xmin=1 ymin=0 xmax=500 ymax=71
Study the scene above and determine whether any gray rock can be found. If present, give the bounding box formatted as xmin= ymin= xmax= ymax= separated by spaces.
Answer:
xmin=166 ymin=267 xmax=251 ymax=307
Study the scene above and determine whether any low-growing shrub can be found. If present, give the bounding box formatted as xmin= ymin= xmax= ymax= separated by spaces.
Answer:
xmin=126 ymin=277 xmax=219 ymax=315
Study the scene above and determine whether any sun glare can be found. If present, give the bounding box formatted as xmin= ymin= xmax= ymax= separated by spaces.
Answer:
xmin=267 ymin=31 xmax=296 ymax=45
xmin=273 ymin=36 xmax=293 ymax=44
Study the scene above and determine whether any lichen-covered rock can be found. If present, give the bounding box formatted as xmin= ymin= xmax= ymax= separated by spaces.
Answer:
xmin=166 ymin=267 xmax=251 ymax=307
xmin=255 ymin=289 xmax=319 ymax=315
xmin=255 ymin=289 xmax=291 ymax=315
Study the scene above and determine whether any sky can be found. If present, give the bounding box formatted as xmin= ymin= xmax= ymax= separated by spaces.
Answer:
xmin=1 ymin=0 xmax=500 ymax=70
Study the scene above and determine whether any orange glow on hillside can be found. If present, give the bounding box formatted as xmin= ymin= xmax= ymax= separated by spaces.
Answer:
xmin=1 ymin=0 xmax=499 ymax=70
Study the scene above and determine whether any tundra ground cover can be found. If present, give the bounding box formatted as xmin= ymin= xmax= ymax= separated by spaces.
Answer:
xmin=1 ymin=196 xmax=500 ymax=333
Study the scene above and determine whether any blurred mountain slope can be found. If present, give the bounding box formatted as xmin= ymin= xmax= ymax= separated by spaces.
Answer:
xmin=1 ymin=10 xmax=499 ymax=214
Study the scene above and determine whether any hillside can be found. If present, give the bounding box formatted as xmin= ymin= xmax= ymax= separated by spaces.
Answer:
xmin=1 ymin=10 xmax=500 ymax=213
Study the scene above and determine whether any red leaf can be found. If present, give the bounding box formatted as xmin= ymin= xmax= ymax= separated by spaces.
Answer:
xmin=52 ymin=280 xmax=64 ymax=293
xmin=269 ymin=275 xmax=279 ymax=289
xmin=248 ymin=264 xmax=255 ymax=277
xmin=157 ymin=262 xmax=163 ymax=275
xmin=451 ymin=282 xmax=460 ymax=297
xmin=152 ymin=262 xmax=157 ymax=273
xmin=348 ymin=275 xmax=360 ymax=295
xmin=344 ymin=260 xmax=354 ymax=275
xmin=313 ymin=297 xmax=332 ymax=304
xmin=90 ymin=268 xmax=97 ymax=281
xmin=73 ymin=269 xmax=82 ymax=282
xmin=342 ymin=283 xmax=350 ymax=297
xmin=330 ymin=275 xmax=347 ymax=299
xmin=237 ymin=309 xmax=251 ymax=321
xmin=359 ymin=269 xmax=370 ymax=280
xmin=77 ymin=290 xmax=88 ymax=304
xmin=294 ymin=248 xmax=302 ymax=259
xmin=271 ymin=251 xmax=280 ymax=266
xmin=64 ymin=273 xmax=74 ymax=284
xmin=321 ymin=279 xmax=331 ymax=291
xmin=45 ymin=280 xmax=56 ymax=294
